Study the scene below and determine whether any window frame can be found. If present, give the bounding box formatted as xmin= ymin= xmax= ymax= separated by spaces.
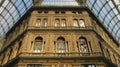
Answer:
xmin=33 ymin=37 xmax=44 ymax=53
xmin=27 ymin=64 xmax=42 ymax=67
xmin=77 ymin=37 xmax=89 ymax=53
xmin=81 ymin=64 xmax=96 ymax=67
xmin=73 ymin=19 xmax=79 ymax=27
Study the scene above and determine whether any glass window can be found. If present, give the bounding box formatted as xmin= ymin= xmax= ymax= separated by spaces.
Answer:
xmin=43 ymin=19 xmax=47 ymax=27
xmin=79 ymin=19 xmax=85 ymax=27
xmin=61 ymin=19 xmax=66 ymax=27
xmin=55 ymin=19 xmax=60 ymax=27
xmin=41 ymin=0 xmax=79 ymax=6
xmin=36 ymin=19 xmax=41 ymax=26
xmin=34 ymin=37 xmax=43 ymax=53
xmin=81 ymin=64 xmax=96 ymax=67
xmin=27 ymin=64 xmax=42 ymax=67
xmin=73 ymin=19 xmax=78 ymax=27
xmin=56 ymin=37 xmax=67 ymax=53
xmin=78 ymin=37 xmax=89 ymax=53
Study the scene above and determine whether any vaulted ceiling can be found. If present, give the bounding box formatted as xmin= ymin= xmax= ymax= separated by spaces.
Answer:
xmin=0 ymin=0 xmax=120 ymax=44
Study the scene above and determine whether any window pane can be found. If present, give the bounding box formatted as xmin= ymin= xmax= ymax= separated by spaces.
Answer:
xmin=73 ymin=19 xmax=78 ymax=27
xmin=55 ymin=19 xmax=60 ymax=27
xmin=61 ymin=19 xmax=66 ymax=27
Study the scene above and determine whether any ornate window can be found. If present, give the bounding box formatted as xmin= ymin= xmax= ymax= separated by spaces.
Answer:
xmin=55 ymin=37 xmax=67 ymax=53
xmin=36 ymin=19 xmax=41 ymax=26
xmin=55 ymin=19 xmax=60 ymax=27
xmin=77 ymin=37 xmax=89 ymax=53
xmin=34 ymin=37 xmax=44 ymax=53
xmin=79 ymin=19 xmax=85 ymax=27
xmin=73 ymin=19 xmax=78 ymax=27
xmin=27 ymin=64 xmax=42 ymax=67
xmin=43 ymin=19 xmax=47 ymax=27
xmin=61 ymin=19 xmax=66 ymax=27
xmin=81 ymin=64 xmax=96 ymax=67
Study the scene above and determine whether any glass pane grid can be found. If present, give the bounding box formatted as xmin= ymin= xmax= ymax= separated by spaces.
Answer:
xmin=2 ymin=0 xmax=9 ymax=7
xmin=86 ymin=1 xmax=92 ymax=8
xmin=0 ymin=0 xmax=32 ymax=38
xmin=87 ymin=0 xmax=120 ymax=44
xmin=41 ymin=0 xmax=79 ymax=6
xmin=6 ymin=2 xmax=13 ymax=10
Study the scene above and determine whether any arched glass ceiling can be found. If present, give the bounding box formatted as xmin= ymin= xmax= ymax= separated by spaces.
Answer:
xmin=87 ymin=0 xmax=120 ymax=44
xmin=0 ymin=0 xmax=120 ymax=45
xmin=0 ymin=0 xmax=33 ymax=38
xmin=41 ymin=0 xmax=79 ymax=6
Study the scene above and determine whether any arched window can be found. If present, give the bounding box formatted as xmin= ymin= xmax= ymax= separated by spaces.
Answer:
xmin=34 ymin=37 xmax=43 ymax=53
xmin=43 ymin=19 xmax=47 ymax=27
xmin=55 ymin=19 xmax=60 ymax=27
xmin=61 ymin=19 xmax=66 ymax=27
xmin=56 ymin=37 xmax=67 ymax=53
xmin=79 ymin=19 xmax=85 ymax=27
xmin=73 ymin=19 xmax=78 ymax=27
xmin=77 ymin=37 xmax=89 ymax=53
xmin=36 ymin=19 xmax=41 ymax=26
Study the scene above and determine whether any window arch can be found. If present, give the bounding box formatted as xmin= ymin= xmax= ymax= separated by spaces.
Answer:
xmin=61 ymin=19 xmax=66 ymax=27
xmin=79 ymin=19 xmax=85 ymax=27
xmin=77 ymin=37 xmax=89 ymax=53
xmin=73 ymin=19 xmax=78 ymax=27
xmin=55 ymin=37 xmax=67 ymax=53
xmin=43 ymin=19 xmax=47 ymax=27
xmin=36 ymin=19 xmax=41 ymax=26
xmin=55 ymin=19 xmax=60 ymax=27
xmin=34 ymin=36 xmax=43 ymax=53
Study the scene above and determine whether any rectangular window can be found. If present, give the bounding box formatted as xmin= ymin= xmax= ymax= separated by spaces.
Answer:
xmin=81 ymin=64 xmax=96 ymax=67
xmin=27 ymin=64 xmax=42 ymax=67
xmin=36 ymin=19 xmax=41 ymax=26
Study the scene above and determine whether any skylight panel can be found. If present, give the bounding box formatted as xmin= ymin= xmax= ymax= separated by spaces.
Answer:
xmin=0 ymin=0 xmax=33 ymax=38
xmin=87 ymin=0 xmax=120 ymax=45
xmin=41 ymin=0 xmax=79 ymax=6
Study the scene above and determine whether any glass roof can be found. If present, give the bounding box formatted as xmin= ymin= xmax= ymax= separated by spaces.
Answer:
xmin=87 ymin=0 xmax=120 ymax=44
xmin=41 ymin=0 xmax=79 ymax=6
xmin=0 ymin=0 xmax=120 ymax=45
xmin=0 ymin=0 xmax=33 ymax=38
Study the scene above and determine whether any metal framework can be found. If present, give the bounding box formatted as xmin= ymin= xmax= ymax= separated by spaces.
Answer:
xmin=87 ymin=0 xmax=120 ymax=44
xmin=0 ymin=0 xmax=33 ymax=38
xmin=0 ymin=0 xmax=120 ymax=45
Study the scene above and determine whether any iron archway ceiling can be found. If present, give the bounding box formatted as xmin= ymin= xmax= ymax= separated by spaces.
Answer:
xmin=0 ymin=0 xmax=33 ymax=38
xmin=0 ymin=0 xmax=120 ymax=45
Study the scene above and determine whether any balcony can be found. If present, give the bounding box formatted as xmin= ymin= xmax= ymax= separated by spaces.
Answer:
xmin=28 ymin=26 xmax=94 ymax=31
xmin=19 ymin=52 xmax=103 ymax=59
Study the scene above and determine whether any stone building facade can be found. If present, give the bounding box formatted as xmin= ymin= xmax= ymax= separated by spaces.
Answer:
xmin=0 ymin=0 xmax=120 ymax=67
